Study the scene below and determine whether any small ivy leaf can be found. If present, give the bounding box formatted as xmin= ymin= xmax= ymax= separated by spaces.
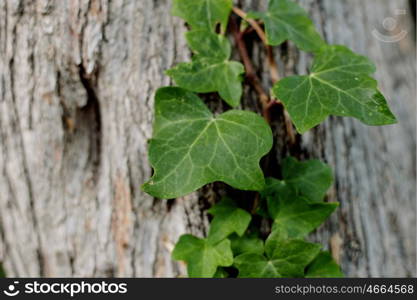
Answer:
xmin=229 ymin=232 xmax=264 ymax=256
xmin=305 ymin=251 xmax=344 ymax=278
xmin=166 ymin=52 xmax=245 ymax=107
xmin=207 ymin=197 xmax=252 ymax=244
xmin=213 ymin=267 xmax=230 ymax=278
xmin=282 ymin=157 xmax=333 ymax=202
xmin=168 ymin=30 xmax=244 ymax=107
xmin=234 ymin=233 xmax=321 ymax=278
xmin=261 ymin=177 xmax=294 ymax=208
xmin=263 ymin=178 xmax=338 ymax=238
xmin=142 ymin=87 xmax=273 ymax=199
xmin=270 ymin=197 xmax=339 ymax=239
xmin=172 ymin=234 xmax=233 ymax=278
xmin=186 ymin=30 xmax=231 ymax=60
xmin=234 ymin=253 xmax=281 ymax=277
xmin=172 ymin=0 xmax=232 ymax=32
xmin=264 ymin=226 xmax=288 ymax=258
xmin=267 ymin=239 xmax=321 ymax=277
xmin=273 ymin=45 xmax=397 ymax=133
xmin=248 ymin=0 xmax=325 ymax=51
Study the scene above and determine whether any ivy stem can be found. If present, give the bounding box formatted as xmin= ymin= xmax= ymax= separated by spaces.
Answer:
xmin=232 ymin=6 xmax=296 ymax=145
xmin=232 ymin=7 xmax=279 ymax=84
xmin=231 ymin=17 xmax=271 ymax=123
xmin=267 ymin=46 xmax=280 ymax=83
xmin=232 ymin=7 xmax=267 ymax=44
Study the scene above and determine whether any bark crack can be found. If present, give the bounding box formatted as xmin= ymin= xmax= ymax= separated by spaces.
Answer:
xmin=78 ymin=64 xmax=102 ymax=183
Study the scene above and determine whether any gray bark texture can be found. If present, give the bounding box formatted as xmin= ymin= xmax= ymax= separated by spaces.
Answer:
xmin=0 ymin=0 xmax=415 ymax=277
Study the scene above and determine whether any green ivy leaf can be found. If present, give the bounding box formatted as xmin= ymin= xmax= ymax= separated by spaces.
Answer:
xmin=234 ymin=231 xmax=321 ymax=277
xmin=172 ymin=0 xmax=232 ymax=32
xmin=273 ymin=45 xmax=397 ymax=133
xmin=229 ymin=232 xmax=264 ymax=256
xmin=207 ymin=197 xmax=252 ymax=244
xmin=270 ymin=242 xmax=321 ymax=277
xmin=142 ymin=87 xmax=273 ymax=199
xmin=186 ymin=30 xmax=231 ymax=60
xmin=166 ymin=58 xmax=244 ymax=107
xmin=263 ymin=178 xmax=338 ymax=238
xmin=248 ymin=0 xmax=325 ymax=51
xmin=172 ymin=234 xmax=233 ymax=277
xmin=167 ymin=31 xmax=245 ymax=107
xmin=282 ymin=157 xmax=333 ymax=202
xmin=263 ymin=226 xmax=289 ymax=257
xmin=305 ymin=251 xmax=344 ymax=278
xmin=234 ymin=253 xmax=279 ymax=277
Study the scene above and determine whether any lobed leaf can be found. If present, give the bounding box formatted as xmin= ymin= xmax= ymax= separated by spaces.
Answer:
xmin=273 ymin=45 xmax=397 ymax=133
xmin=282 ymin=157 xmax=333 ymax=202
xmin=172 ymin=0 xmax=233 ymax=32
xmin=234 ymin=232 xmax=321 ymax=278
xmin=264 ymin=227 xmax=288 ymax=258
xmin=207 ymin=197 xmax=252 ymax=244
xmin=186 ymin=30 xmax=231 ymax=60
xmin=248 ymin=0 xmax=325 ymax=51
xmin=172 ymin=234 xmax=233 ymax=277
xmin=267 ymin=183 xmax=338 ymax=238
xmin=234 ymin=253 xmax=280 ymax=277
xmin=167 ymin=31 xmax=245 ymax=107
xmin=142 ymin=87 xmax=273 ymax=199
xmin=305 ymin=251 xmax=344 ymax=278
xmin=229 ymin=232 xmax=264 ymax=256
xmin=261 ymin=157 xmax=338 ymax=238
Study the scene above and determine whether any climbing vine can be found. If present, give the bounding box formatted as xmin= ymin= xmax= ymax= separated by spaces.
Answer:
xmin=142 ymin=0 xmax=396 ymax=278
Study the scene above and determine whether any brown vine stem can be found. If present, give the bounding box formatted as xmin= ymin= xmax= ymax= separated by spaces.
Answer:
xmin=232 ymin=7 xmax=267 ymax=43
xmin=231 ymin=17 xmax=271 ymax=123
xmin=232 ymin=7 xmax=296 ymax=145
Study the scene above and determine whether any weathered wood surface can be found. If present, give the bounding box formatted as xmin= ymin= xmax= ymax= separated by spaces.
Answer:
xmin=0 ymin=0 xmax=415 ymax=277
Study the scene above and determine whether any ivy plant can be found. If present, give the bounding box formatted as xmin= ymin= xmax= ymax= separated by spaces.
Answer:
xmin=142 ymin=0 xmax=397 ymax=278
xmin=172 ymin=157 xmax=342 ymax=278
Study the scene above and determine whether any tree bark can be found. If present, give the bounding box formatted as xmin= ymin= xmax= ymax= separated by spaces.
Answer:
xmin=0 ymin=0 xmax=415 ymax=277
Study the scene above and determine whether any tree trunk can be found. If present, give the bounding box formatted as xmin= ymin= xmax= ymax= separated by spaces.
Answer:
xmin=0 ymin=0 xmax=415 ymax=277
